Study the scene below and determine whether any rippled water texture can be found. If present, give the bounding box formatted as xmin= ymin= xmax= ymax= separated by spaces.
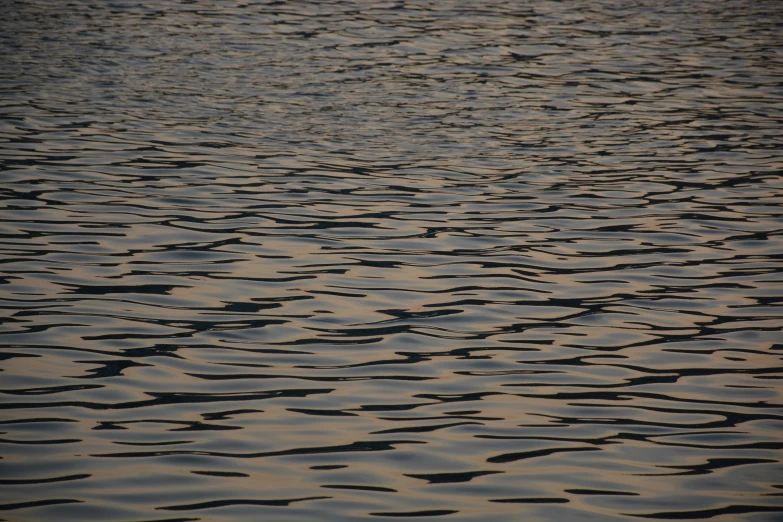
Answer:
xmin=1 ymin=0 xmax=783 ymax=520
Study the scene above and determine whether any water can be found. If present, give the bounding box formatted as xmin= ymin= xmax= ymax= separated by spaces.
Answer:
xmin=1 ymin=0 xmax=782 ymax=520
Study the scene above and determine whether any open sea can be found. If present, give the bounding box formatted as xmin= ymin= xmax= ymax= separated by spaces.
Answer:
xmin=1 ymin=1 xmax=782 ymax=520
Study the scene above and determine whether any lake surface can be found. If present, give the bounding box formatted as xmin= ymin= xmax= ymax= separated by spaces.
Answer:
xmin=1 ymin=0 xmax=782 ymax=520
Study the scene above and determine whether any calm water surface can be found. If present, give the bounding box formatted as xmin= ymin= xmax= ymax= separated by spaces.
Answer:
xmin=1 ymin=1 xmax=782 ymax=520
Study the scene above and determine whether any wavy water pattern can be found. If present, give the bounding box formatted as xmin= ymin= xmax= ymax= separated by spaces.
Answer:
xmin=1 ymin=0 xmax=782 ymax=520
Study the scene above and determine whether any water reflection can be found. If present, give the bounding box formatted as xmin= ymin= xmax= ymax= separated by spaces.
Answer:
xmin=2 ymin=0 xmax=782 ymax=520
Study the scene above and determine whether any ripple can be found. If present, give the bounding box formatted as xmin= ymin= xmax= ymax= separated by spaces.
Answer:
xmin=1 ymin=0 xmax=782 ymax=520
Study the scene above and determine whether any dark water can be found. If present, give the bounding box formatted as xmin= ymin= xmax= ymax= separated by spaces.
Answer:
xmin=1 ymin=0 xmax=783 ymax=520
